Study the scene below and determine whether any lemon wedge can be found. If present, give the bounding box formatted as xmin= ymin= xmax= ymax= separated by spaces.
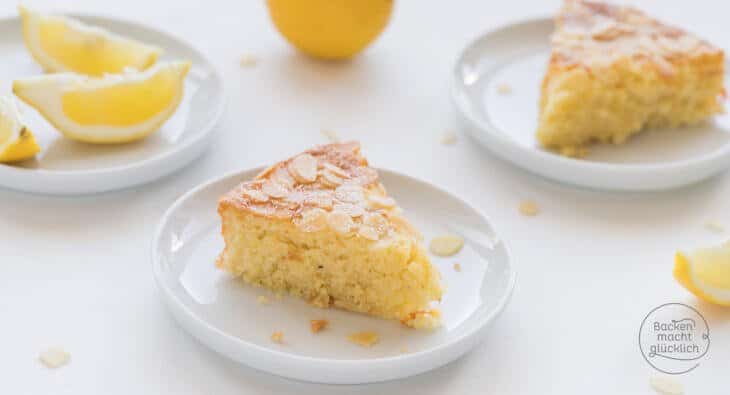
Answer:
xmin=0 ymin=96 xmax=40 ymax=163
xmin=13 ymin=61 xmax=190 ymax=144
xmin=19 ymin=5 xmax=161 ymax=76
xmin=674 ymin=241 xmax=730 ymax=306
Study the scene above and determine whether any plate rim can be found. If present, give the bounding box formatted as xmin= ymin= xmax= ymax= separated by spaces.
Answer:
xmin=151 ymin=166 xmax=516 ymax=382
xmin=451 ymin=17 xmax=730 ymax=190
xmin=0 ymin=12 xmax=226 ymax=191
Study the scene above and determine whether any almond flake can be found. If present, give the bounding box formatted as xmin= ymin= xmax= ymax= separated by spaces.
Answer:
xmin=261 ymin=180 xmax=288 ymax=199
xmin=242 ymin=188 xmax=269 ymax=203
xmin=358 ymin=225 xmax=380 ymax=241
xmin=39 ymin=348 xmax=70 ymax=369
xmin=333 ymin=202 xmax=365 ymax=218
xmin=327 ymin=211 xmax=354 ymax=234
xmin=295 ymin=208 xmax=328 ymax=232
xmin=649 ymin=375 xmax=684 ymax=395
xmin=270 ymin=167 xmax=295 ymax=188
xmin=368 ymin=194 xmax=396 ymax=209
xmin=519 ymin=200 xmax=539 ymax=216
xmin=320 ymin=169 xmax=344 ymax=188
xmin=288 ymin=154 xmax=318 ymax=184
xmin=362 ymin=212 xmax=388 ymax=234
xmin=453 ymin=263 xmax=462 ymax=272
xmin=496 ymin=83 xmax=512 ymax=95
xmin=348 ymin=331 xmax=379 ymax=347
xmin=271 ymin=331 xmax=284 ymax=344
xmin=310 ymin=319 xmax=329 ymax=333
xmin=239 ymin=54 xmax=258 ymax=67
xmin=334 ymin=184 xmax=365 ymax=204
xmin=440 ymin=131 xmax=458 ymax=145
xmin=323 ymin=162 xmax=349 ymax=178
xmin=429 ymin=234 xmax=465 ymax=257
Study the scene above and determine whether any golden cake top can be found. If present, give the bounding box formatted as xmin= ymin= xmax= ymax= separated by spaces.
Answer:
xmin=220 ymin=142 xmax=416 ymax=241
xmin=551 ymin=0 xmax=723 ymax=74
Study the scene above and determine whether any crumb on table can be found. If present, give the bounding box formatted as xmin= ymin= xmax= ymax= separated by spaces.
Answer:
xmin=519 ymin=200 xmax=539 ymax=217
xmin=39 ymin=347 xmax=70 ymax=369
xmin=453 ymin=263 xmax=462 ymax=272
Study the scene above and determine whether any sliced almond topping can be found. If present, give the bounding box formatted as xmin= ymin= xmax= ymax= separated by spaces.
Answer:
xmin=334 ymin=184 xmax=365 ymax=204
xmin=288 ymin=154 xmax=318 ymax=184
xmin=429 ymin=234 xmax=465 ymax=257
xmin=333 ymin=202 xmax=365 ymax=218
xmin=362 ymin=212 xmax=388 ymax=233
xmin=295 ymin=207 xmax=328 ymax=232
xmin=368 ymin=194 xmax=396 ymax=209
xmin=310 ymin=319 xmax=329 ymax=333
xmin=323 ymin=162 xmax=349 ymax=178
xmin=320 ymin=169 xmax=344 ymax=188
xmin=358 ymin=225 xmax=380 ymax=241
xmin=270 ymin=167 xmax=295 ymax=188
xmin=39 ymin=348 xmax=70 ymax=369
xmin=242 ymin=187 xmax=269 ymax=203
xmin=271 ymin=331 xmax=284 ymax=344
xmin=347 ymin=331 xmax=379 ymax=347
xmin=327 ymin=211 xmax=354 ymax=234
xmin=303 ymin=191 xmax=333 ymax=210
xmin=261 ymin=180 xmax=288 ymax=199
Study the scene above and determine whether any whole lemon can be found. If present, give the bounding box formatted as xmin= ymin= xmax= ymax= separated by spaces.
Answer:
xmin=267 ymin=0 xmax=393 ymax=60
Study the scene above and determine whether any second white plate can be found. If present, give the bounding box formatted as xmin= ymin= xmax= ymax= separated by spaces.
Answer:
xmin=152 ymin=168 xmax=515 ymax=384
xmin=452 ymin=18 xmax=730 ymax=191
xmin=0 ymin=13 xmax=225 ymax=195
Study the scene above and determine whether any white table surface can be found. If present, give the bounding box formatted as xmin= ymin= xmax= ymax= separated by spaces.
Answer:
xmin=1 ymin=1 xmax=728 ymax=394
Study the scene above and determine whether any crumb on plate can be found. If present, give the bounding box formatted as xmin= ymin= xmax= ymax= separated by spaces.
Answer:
xmin=271 ymin=331 xmax=284 ymax=344
xmin=519 ymin=200 xmax=539 ymax=217
xmin=347 ymin=331 xmax=379 ymax=347
xmin=310 ymin=319 xmax=329 ymax=333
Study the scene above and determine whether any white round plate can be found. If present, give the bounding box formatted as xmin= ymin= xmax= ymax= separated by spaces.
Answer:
xmin=0 ymin=14 xmax=224 ymax=195
xmin=452 ymin=18 xmax=730 ymax=191
xmin=152 ymin=168 xmax=515 ymax=384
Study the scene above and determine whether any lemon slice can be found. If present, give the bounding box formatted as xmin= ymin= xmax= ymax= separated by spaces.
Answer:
xmin=13 ymin=61 xmax=191 ymax=144
xmin=674 ymin=241 xmax=730 ymax=306
xmin=0 ymin=96 xmax=40 ymax=163
xmin=19 ymin=5 xmax=161 ymax=76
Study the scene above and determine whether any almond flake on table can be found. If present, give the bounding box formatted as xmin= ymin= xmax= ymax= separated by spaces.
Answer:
xmin=518 ymin=200 xmax=539 ymax=216
xmin=496 ymin=83 xmax=512 ymax=95
xmin=705 ymin=221 xmax=725 ymax=233
xmin=440 ymin=131 xmax=458 ymax=145
xmin=239 ymin=54 xmax=258 ymax=67
xmin=39 ymin=347 xmax=70 ymax=369
xmin=649 ymin=375 xmax=684 ymax=395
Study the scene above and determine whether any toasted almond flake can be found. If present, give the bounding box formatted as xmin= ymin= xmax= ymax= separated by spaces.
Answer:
xmin=496 ymin=83 xmax=512 ymax=95
xmin=368 ymin=194 xmax=396 ymax=209
xmin=348 ymin=331 xmax=379 ymax=347
xmin=650 ymin=375 xmax=684 ymax=395
xmin=39 ymin=348 xmax=70 ymax=369
xmin=242 ymin=188 xmax=269 ymax=203
xmin=271 ymin=331 xmax=284 ymax=344
xmin=519 ymin=200 xmax=539 ymax=216
xmin=257 ymin=295 xmax=270 ymax=305
xmin=320 ymin=169 xmax=344 ymax=188
xmin=334 ymin=202 xmax=365 ymax=218
xmin=304 ymin=191 xmax=334 ymax=210
xmin=288 ymin=154 xmax=318 ymax=184
xmin=295 ymin=207 xmax=328 ymax=232
xmin=320 ymin=129 xmax=340 ymax=143
xmin=358 ymin=225 xmax=380 ymax=241
xmin=310 ymin=319 xmax=329 ymax=333
xmin=429 ymin=234 xmax=465 ymax=257
xmin=323 ymin=162 xmax=349 ymax=178
xmin=334 ymin=184 xmax=365 ymax=204
xmin=270 ymin=167 xmax=295 ymax=188
xmin=440 ymin=131 xmax=458 ymax=145
xmin=327 ymin=211 xmax=354 ymax=234
xmin=705 ymin=221 xmax=725 ymax=233
xmin=362 ymin=212 xmax=388 ymax=232
xmin=261 ymin=180 xmax=288 ymax=199
xmin=453 ymin=263 xmax=462 ymax=272
xmin=239 ymin=54 xmax=258 ymax=67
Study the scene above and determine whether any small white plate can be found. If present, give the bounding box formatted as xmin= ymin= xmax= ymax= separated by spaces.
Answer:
xmin=0 ymin=14 xmax=224 ymax=195
xmin=452 ymin=18 xmax=730 ymax=191
xmin=152 ymin=168 xmax=515 ymax=384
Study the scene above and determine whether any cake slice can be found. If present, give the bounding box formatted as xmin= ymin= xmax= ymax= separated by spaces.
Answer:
xmin=538 ymin=0 xmax=725 ymax=157
xmin=216 ymin=142 xmax=443 ymax=329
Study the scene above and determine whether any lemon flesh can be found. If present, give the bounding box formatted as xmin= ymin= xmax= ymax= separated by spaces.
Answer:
xmin=0 ymin=96 xmax=40 ymax=163
xmin=13 ymin=61 xmax=190 ymax=144
xmin=20 ymin=5 xmax=161 ymax=76
xmin=674 ymin=241 xmax=730 ymax=306
xmin=267 ymin=0 xmax=393 ymax=60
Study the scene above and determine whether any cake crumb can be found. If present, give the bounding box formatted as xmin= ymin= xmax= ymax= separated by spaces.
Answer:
xmin=39 ymin=347 xmax=70 ymax=369
xmin=453 ymin=263 xmax=462 ymax=272
xmin=257 ymin=295 xmax=270 ymax=305
xmin=705 ymin=221 xmax=725 ymax=233
xmin=239 ymin=54 xmax=258 ymax=68
xmin=519 ymin=200 xmax=539 ymax=216
xmin=429 ymin=234 xmax=464 ymax=256
xmin=440 ymin=131 xmax=458 ymax=145
xmin=650 ymin=375 xmax=684 ymax=395
xmin=271 ymin=331 xmax=284 ymax=344
xmin=496 ymin=83 xmax=512 ymax=95
xmin=348 ymin=331 xmax=379 ymax=347
xmin=320 ymin=129 xmax=340 ymax=143
xmin=310 ymin=319 xmax=329 ymax=333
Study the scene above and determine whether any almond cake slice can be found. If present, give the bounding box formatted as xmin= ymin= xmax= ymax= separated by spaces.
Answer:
xmin=216 ymin=142 xmax=443 ymax=329
xmin=538 ymin=0 xmax=725 ymax=157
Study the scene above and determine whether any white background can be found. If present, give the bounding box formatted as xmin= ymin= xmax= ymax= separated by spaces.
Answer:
xmin=1 ymin=0 xmax=728 ymax=393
